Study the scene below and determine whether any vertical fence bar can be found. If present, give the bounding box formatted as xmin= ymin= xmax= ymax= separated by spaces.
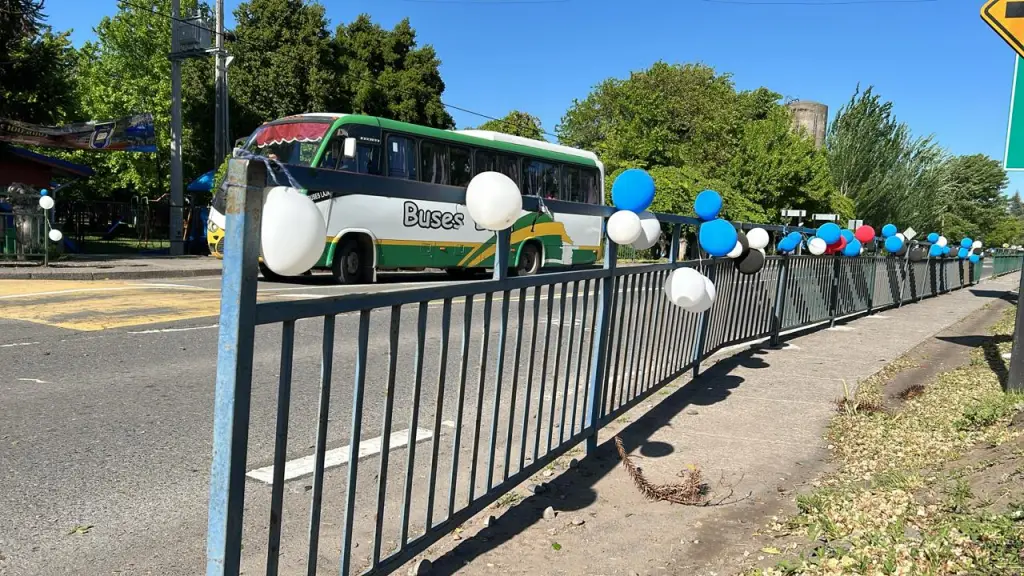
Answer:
xmin=206 ymin=159 xmax=265 ymax=576
xmin=266 ymin=321 xmax=296 ymax=576
xmin=546 ymin=283 xmax=568 ymax=453
xmin=339 ymin=310 xmax=371 ymax=576
xmin=486 ymin=290 xmax=511 ymax=490
xmin=372 ymin=307 xmax=401 ymax=566
xmin=534 ymin=287 xmax=554 ymax=459
xmin=469 ymin=294 xmax=492 ymax=502
xmin=866 ymin=255 xmax=878 ymax=313
xmin=769 ymin=255 xmax=790 ymax=346
xmin=400 ymin=303 xmax=428 ymax=545
xmin=425 ymin=299 xmax=452 ymax=530
xmin=559 ymin=282 xmax=580 ymax=444
xmin=585 ymin=238 xmax=615 ymax=454
xmin=306 ymin=314 xmax=335 ymax=576
xmin=504 ymin=288 xmax=527 ymax=479
xmin=569 ymin=280 xmax=591 ymax=437
xmin=518 ymin=287 xmax=541 ymax=470
xmin=446 ymin=296 xmax=473 ymax=519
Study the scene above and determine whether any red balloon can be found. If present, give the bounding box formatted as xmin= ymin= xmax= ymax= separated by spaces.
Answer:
xmin=855 ymin=225 xmax=875 ymax=244
xmin=826 ymin=236 xmax=847 ymax=253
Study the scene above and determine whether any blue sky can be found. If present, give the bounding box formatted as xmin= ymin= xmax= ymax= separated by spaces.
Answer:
xmin=45 ymin=0 xmax=1024 ymax=194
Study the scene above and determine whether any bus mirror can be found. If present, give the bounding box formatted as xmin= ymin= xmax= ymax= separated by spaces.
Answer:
xmin=343 ymin=137 xmax=357 ymax=159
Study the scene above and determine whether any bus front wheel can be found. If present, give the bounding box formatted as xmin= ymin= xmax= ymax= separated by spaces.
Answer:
xmin=513 ymin=242 xmax=542 ymax=276
xmin=332 ymin=237 xmax=373 ymax=284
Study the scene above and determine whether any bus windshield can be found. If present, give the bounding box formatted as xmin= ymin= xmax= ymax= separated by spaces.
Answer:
xmin=245 ymin=121 xmax=331 ymax=166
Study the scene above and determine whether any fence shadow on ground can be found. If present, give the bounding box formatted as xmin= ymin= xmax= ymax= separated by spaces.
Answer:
xmin=425 ymin=348 xmax=757 ymax=575
xmin=936 ymin=333 xmax=1013 ymax=390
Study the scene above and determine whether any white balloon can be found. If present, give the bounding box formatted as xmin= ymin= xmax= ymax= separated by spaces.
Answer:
xmin=261 ymin=186 xmax=328 ymax=276
xmin=807 ymin=236 xmax=827 ymax=256
xmin=747 ymin=227 xmax=769 ymax=250
xmin=664 ymin=267 xmax=707 ymax=309
xmin=607 ymin=210 xmax=643 ymax=245
xmin=972 ymin=240 xmax=982 ymax=250
xmin=48 ymin=228 xmax=63 ymax=242
xmin=38 ymin=195 xmax=54 ymax=210
xmin=937 ymin=236 xmax=948 ymax=247
xmin=687 ymin=275 xmax=717 ymax=314
xmin=630 ymin=211 xmax=661 ymax=250
xmin=465 ymin=171 xmax=522 ymax=231
xmin=860 ymin=247 xmax=864 ymax=255
xmin=895 ymin=233 xmax=906 ymax=242
xmin=726 ymin=240 xmax=744 ymax=259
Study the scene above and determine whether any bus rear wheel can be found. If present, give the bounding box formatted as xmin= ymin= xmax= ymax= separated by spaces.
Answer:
xmin=332 ymin=237 xmax=373 ymax=284
xmin=513 ymin=242 xmax=542 ymax=276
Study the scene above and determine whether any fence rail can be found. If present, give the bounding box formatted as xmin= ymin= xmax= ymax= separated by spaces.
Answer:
xmin=206 ymin=159 xmax=1015 ymax=576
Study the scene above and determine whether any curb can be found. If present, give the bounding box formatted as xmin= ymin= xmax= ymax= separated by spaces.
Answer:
xmin=0 ymin=268 xmax=223 ymax=281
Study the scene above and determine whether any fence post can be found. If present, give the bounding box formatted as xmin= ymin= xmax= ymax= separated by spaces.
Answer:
xmin=691 ymin=261 xmax=716 ymax=378
xmin=493 ymin=228 xmax=510 ymax=280
xmin=828 ymin=255 xmax=841 ymax=327
xmin=866 ymin=255 xmax=878 ymax=314
xmin=205 ymin=158 xmax=265 ymax=576
xmin=584 ymin=234 xmax=616 ymax=455
xmin=669 ymin=224 xmax=681 ymax=264
xmin=769 ymin=254 xmax=790 ymax=347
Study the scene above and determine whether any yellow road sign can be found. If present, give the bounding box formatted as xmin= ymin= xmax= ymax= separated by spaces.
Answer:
xmin=982 ymin=0 xmax=1024 ymax=59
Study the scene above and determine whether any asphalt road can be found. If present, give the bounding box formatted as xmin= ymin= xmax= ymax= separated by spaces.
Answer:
xmin=0 ymin=261 xmax=993 ymax=575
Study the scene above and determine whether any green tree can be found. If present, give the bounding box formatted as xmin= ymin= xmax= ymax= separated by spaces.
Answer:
xmin=333 ymin=14 xmax=452 ymax=128
xmin=937 ymin=154 xmax=1009 ymax=239
xmin=826 ymin=85 xmax=947 ymax=229
xmin=471 ymin=110 xmax=544 ymax=140
xmin=228 ymin=0 xmax=339 ymax=139
xmin=1009 ymin=190 xmax=1024 ymax=218
xmin=69 ymin=0 xmax=214 ymax=199
xmin=0 ymin=0 xmax=77 ymax=124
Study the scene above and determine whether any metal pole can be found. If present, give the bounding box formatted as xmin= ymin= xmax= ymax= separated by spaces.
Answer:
xmin=169 ymin=0 xmax=184 ymax=256
xmin=215 ymin=0 xmax=226 ymax=164
xmin=1006 ymin=268 xmax=1024 ymax=393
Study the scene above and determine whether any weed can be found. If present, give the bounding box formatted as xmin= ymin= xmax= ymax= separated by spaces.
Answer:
xmin=494 ymin=491 xmax=522 ymax=509
xmin=897 ymin=384 xmax=926 ymax=401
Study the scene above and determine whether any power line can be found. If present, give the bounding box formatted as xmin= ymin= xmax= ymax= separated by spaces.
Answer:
xmin=116 ymin=0 xmax=559 ymax=139
xmin=399 ymin=0 xmax=567 ymax=4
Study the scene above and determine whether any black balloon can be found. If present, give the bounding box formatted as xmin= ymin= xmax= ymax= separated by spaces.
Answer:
xmin=908 ymin=247 xmax=925 ymax=262
xmin=736 ymin=247 xmax=765 ymax=275
xmin=895 ymin=243 xmax=909 ymax=257
xmin=736 ymin=231 xmax=750 ymax=254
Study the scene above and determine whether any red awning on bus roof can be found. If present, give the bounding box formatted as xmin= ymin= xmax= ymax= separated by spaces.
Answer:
xmin=254 ymin=122 xmax=330 ymax=146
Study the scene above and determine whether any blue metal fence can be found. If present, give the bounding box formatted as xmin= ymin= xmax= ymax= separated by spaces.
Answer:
xmin=206 ymin=158 xmax=990 ymax=576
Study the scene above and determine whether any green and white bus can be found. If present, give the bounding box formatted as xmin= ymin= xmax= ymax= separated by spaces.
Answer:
xmin=207 ymin=113 xmax=605 ymax=284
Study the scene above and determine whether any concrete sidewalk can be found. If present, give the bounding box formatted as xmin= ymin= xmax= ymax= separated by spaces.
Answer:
xmin=409 ymin=273 xmax=1021 ymax=576
xmin=0 ymin=255 xmax=222 ymax=280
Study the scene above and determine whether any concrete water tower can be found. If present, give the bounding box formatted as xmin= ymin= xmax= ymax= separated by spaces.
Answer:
xmin=787 ymin=100 xmax=828 ymax=149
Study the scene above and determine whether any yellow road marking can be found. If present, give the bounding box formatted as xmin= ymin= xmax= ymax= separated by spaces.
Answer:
xmin=0 ymin=280 xmax=264 ymax=332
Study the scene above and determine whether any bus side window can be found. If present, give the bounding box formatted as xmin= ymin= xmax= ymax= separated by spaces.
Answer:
xmin=581 ymin=168 xmax=601 ymax=204
xmin=563 ymin=166 xmax=582 ymax=203
xmin=523 ymin=159 xmax=542 ymax=197
xmin=474 ymin=150 xmax=496 ymax=175
xmin=450 ymin=146 xmax=471 ymax=187
xmin=541 ymin=162 xmax=560 ymax=200
xmin=386 ymin=134 xmax=417 ymax=180
xmin=497 ymin=155 xmax=520 ymax=188
xmin=419 ymin=140 xmax=448 ymax=184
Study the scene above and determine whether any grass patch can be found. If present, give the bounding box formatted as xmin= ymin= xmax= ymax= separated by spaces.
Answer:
xmin=493 ymin=491 xmax=523 ymax=509
xmin=752 ymin=306 xmax=1024 ymax=576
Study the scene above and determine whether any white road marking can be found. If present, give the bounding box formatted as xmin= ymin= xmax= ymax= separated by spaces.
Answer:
xmin=441 ymin=420 xmax=456 ymax=429
xmin=17 ymin=378 xmax=48 ymax=384
xmin=826 ymin=326 xmax=855 ymax=332
xmin=863 ymin=315 xmax=890 ymax=319
xmin=273 ymin=293 xmax=331 ymax=299
xmin=246 ymin=427 xmax=433 ymax=485
xmin=0 ymin=341 xmax=39 ymax=348
xmin=127 ymin=324 xmax=219 ymax=334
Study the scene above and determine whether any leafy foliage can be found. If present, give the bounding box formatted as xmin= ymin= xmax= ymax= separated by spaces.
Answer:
xmin=559 ymin=62 xmax=846 ymax=224
xmin=471 ymin=110 xmax=544 ymax=140
xmin=0 ymin=0 xmax=77 ymax=124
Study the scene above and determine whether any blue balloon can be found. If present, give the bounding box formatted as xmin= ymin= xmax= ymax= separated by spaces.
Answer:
xmin=818 ymin=222 xmax=842 ymax=245
xmin=693 ymin=189 xmax=723 ymax=221
xmin=884 ymin=236 xmax=904 ymax=252
xmin=611 ymin=169 xmax=656 ymax=213
xmin=957 ymin=247 xmax=969 ymax=259
xmin=943 ymin=246 xmax=951 ymax=256
xmin=39 ymin=188 xmax=48 ymax=196
xmin=840 ymin=229 xmax=856 ymax=243
xmin=842 ymin=239 xmax=862 ymax=257
xmin=960 ymin=238 xmax=972 ymax=249
xmin=969 ymin=254 xmax=981 ymax=264
xmin=928 ymin=244 xmax=943 ymax=258
xmin=927 ymin=232 xmax=939 ymax=243
xmin=881 ymin=224 xmax=898 ymax=238
xmin=778 ymin=231 xmax=801 ymax=253
xmin=698 ymin=218 xmax=738 ymax=258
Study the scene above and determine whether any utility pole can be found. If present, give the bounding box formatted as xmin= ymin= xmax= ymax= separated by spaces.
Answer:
xmin=1007 ymin=264 xmax=1024 ymax=392
xmin=169 ymin=0 xmax=184 ymax=256
xmin=214 ymin=0 xmax=227 ymax=164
